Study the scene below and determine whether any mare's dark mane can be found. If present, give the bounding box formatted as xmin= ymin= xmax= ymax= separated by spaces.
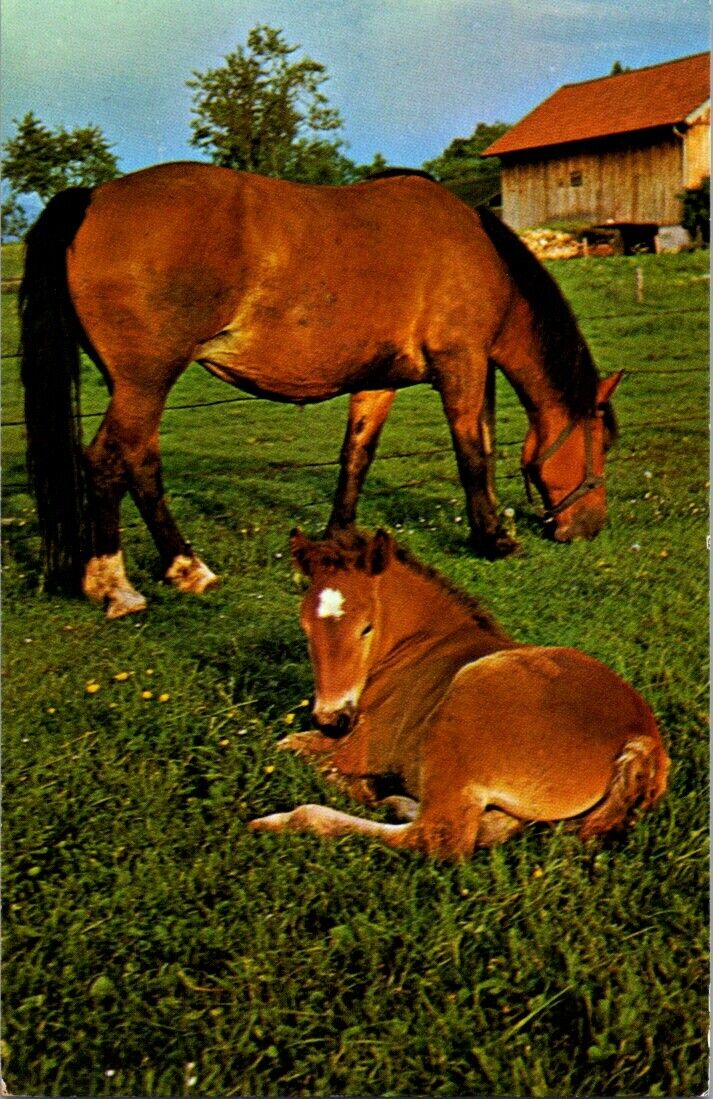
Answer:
xmin=476 ymin=206 xmax=604 ymax=421
xmin=308 ymin=530 xmax=513 ymax=641
xmin=366 ymin=168 xmax=437 ymax=182
xmin=363 ymin=177 xmax=616 ymax=435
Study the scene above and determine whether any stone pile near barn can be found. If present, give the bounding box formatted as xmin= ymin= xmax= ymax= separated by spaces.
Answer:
xmin=520 ymin=227 xmax=616 ymax=260
xmin=520 ymin=228 xmax=582 ymax=259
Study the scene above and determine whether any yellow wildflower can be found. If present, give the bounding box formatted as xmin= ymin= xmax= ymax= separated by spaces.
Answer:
xmin=158 ymin=693 xmax=170 ymax=703
xmin=264 ymin=764 xmax=275 ymax=774
xmin=85 ymin=682 xmax=100 ymax=695
xmin=47 ymin=707 xmax=56 ymax=715
xmin=141 ymin=690 xmax=153 ymax=700
xmin=284 ymin=713 xmax=295 ymax=725
xmin=113 ymin=671 xmax=131 ymax=682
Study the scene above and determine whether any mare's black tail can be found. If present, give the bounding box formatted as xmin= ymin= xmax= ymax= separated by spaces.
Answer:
xmin=20 ymin=187 xmax=93 ymax=591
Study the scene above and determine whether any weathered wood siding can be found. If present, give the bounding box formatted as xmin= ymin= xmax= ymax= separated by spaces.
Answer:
xmin=684 ymin=106 xmax=710 ymax=187
xmin=499 ymin=129 xmax=691 ymax=228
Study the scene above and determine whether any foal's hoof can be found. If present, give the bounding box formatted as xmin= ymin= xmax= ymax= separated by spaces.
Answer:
xmin=248 ymin=812 xmax=292 ymax=833
xmin=166 ymin=554 xmax=220 ymax=594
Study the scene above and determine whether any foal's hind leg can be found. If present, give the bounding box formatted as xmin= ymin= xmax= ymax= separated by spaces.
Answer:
xmin=326 ymin=389 xmax=396 ymax=534
xmin=475 ymin=809 xmax=524 ymax=847
xmin=434 ymin=351 xmax=517 ymax=559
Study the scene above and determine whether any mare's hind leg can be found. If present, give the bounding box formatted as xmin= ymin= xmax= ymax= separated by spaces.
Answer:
xmin=83 ymin=395 xmax=147 ymax=619
xmin=83 ymin=385 xmax=216 ymax=618
xmin=434 ymin=350 xmax=517 ymax=559
xmin=326 ymin=389 xmax=396 ymax=535
xmin=125 ymin=424 xmax=219 ymax=596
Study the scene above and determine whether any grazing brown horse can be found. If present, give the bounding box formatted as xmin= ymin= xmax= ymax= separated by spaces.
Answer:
xmin=20 ymin=162 xmax=622 ymax=619
xmin=249 ymin=530 xmax=669 ymax=860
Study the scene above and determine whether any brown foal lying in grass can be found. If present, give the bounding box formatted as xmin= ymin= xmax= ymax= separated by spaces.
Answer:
xmin=249 ymin=530 xmax=669 ymax=860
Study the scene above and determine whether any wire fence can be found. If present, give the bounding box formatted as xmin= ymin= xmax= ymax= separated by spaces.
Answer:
xmin=2 ymin=293 xmax=707 ymax=511
xmin=0 ymin=300 xmax=708 ymax=429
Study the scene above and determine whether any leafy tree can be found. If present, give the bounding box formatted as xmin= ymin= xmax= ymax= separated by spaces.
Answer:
xmin=188 ymin=24 xmax=356 ymax=183
xmin=1 ymin=191 xmax=29 ymax=239
xmin=610 ymin=61 xmax=632 ymax=75
xmin=2 ymin=112 xmax=119 ymax=205
xmin=423 ymin=121 xmax=510 ymax=190
xmin=681 ymin=176 xmax=710 ymax=244
xmin=350 ymin=152 xmax=389 ymax=181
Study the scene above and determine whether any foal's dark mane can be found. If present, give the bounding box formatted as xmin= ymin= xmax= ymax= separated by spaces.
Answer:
xmin=311 ymin=530 xmax=512 ymax=641
xmin=475 ymin=206 xmax=605 ymax=421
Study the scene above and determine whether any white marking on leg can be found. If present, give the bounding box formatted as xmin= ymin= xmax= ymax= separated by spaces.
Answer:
xmin=317 ymin=587 xmax=345 ymax=618
xmin=83 ymin=552 xmax=147 ymax=619
xmin=166 ymin=554 xmax=220 ymax=594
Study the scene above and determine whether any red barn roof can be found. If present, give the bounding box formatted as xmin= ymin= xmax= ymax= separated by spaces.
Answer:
xmin=483 ymin=52 xmax=710 ymax=158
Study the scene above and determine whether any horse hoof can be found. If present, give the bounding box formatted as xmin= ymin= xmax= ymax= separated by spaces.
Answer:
xmin=248 ymin=812 xmax=290 ymax=833
xmin=166 ymin=554 xmax=220 ymax=594
xmin=105 ymin=588 xmax=148 ymax=620
xmin=473 ymin=533 xmax=521 ymax=560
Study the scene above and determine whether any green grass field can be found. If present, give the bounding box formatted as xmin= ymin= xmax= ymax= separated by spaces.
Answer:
xmin=2 ymin=246 xmax=709 ymax=1096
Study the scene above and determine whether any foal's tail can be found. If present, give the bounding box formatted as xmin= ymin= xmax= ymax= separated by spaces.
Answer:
xmin=579 ymin=722 xmax=670 ymax=840
xmin=20 ymin=187 xmax=93 ymax=591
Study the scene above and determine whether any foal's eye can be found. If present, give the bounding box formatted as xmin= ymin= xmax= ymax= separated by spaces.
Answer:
xmin=361 ymin=624 xmax=374 ymax=637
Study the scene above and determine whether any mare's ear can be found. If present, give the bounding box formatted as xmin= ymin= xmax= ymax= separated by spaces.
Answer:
xmin=597 ymin=370 xmax=624 ymax=405
xmin=367 ymin=528 xmax=392 ymax=576
xmin=290 ymin=529 xmax=313 ymax=576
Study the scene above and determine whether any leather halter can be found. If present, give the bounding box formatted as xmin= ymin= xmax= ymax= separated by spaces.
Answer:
xmin=521 ymin=416 xmax=604 ymax=521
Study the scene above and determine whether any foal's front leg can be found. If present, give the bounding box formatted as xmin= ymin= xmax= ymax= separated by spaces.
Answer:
xmin=248 ymin=804 xmax=413 ymax=846
xmin=277 ymin=730 xmax=384 ymax=807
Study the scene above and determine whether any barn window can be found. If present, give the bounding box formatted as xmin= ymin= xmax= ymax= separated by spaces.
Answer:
xmin=570 ymin=170 xmax=583 ymax=187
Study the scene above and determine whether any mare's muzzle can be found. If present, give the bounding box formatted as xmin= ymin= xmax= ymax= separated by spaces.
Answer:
xmin=522 ymin=417 xmax=604 ymax=539
xmin=312 ymin=700 xmax=357 ymax=738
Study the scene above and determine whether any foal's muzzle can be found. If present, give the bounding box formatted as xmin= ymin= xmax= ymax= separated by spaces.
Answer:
xmin=312 ymin=700 xmax=357 ymax=738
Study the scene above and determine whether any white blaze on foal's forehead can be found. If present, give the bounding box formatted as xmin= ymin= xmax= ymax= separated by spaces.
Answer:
xmin=316 ymin=587 xmax=346 ymax=619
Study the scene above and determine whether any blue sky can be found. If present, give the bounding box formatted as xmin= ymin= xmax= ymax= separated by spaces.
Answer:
xmin=2 ymin=0 xmax=709 ymax=176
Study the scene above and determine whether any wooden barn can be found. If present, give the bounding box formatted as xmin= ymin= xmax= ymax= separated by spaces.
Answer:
xmin=482 ymin=53 xmax=710 ymax=235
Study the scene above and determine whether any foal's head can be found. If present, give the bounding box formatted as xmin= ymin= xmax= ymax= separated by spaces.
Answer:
xmin=291 ymin=528 xmax=392 ymax=736
xmin=521 ymin=371 xmax=623 ymax=542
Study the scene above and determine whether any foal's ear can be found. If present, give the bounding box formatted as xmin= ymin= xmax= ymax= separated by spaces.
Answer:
xmin=367 ymin=528 xmax=392 ymax=575
xmin=597 ymin=370 xmax=624 ymax=405
xmin=290 ymin=529 xmax=313 ymax=576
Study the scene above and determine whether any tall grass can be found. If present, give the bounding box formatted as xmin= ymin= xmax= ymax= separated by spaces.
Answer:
xmin=1 ymin=249 xmax=709 ymax=1096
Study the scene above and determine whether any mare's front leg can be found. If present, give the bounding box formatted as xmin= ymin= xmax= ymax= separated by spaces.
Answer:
xmin=326 ymin=389 xmax=396 ymax=535
xmin=434 ymin=350 xmax=517 ymax=559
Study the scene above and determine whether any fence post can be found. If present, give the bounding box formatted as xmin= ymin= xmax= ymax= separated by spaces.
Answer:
xmin=635 ymin=266 xmax=644 ymax=303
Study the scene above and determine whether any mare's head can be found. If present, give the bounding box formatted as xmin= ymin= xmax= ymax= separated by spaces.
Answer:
xmin=521 ymin=371 xmax=623 ymax=542
xmin=290 ymin=528 xmax=393 ymax=736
